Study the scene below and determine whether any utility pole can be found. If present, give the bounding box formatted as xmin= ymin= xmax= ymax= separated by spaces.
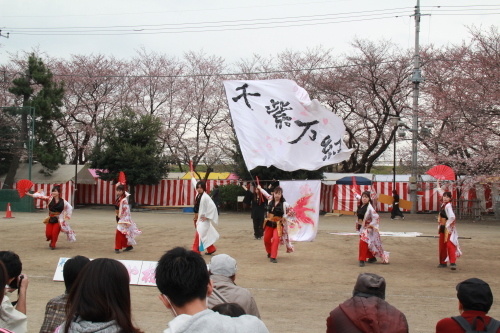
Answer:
xmin=410 ymin=0 xmax=425 ymax=214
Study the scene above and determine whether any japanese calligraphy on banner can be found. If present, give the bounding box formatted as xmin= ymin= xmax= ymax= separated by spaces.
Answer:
xmin=280 ymin=180 xmax=321 ymax=242
xmin=223 ymin=79 xmax=354 ymax=171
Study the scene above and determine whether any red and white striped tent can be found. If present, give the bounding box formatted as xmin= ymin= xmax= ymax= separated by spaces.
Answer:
xmin=0 ymin=164 xmax=96 ymax=209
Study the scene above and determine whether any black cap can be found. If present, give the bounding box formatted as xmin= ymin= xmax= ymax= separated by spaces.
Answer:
xmin=456 ymin=278 xmax=493 ymax=313
xmin=353 ymin=273 xmax=386 ymax=300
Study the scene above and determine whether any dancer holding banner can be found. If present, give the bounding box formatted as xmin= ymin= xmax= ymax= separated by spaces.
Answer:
xmin=355 ymin=191 xmax=389 ymax=267
xmin=241 ymin=182 xmax=265 ymax=240
xmin=436 ymin=181 xmax=461 ymax=270
xmin=257 ymin=185 xmax=294 ymax=263
xmin=191 ymin=171 xmax=219 ymax=255
xmin=114 ymin=184 xmax=141 ymax=253
xmin=26 ymin=186 xmax=76 ymax=249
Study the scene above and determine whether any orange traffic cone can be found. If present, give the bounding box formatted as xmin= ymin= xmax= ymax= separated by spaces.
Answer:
xmin=3 ymin=203 xmax=15 ymax=219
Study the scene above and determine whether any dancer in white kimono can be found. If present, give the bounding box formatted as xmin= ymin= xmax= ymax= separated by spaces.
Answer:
xmin=191 ymin=171 xmax=219 ymax=255
xmin=114 ymin=184 xmax=141 ymax=254
xmin=355 ymin=191 xmax=389 ymax=267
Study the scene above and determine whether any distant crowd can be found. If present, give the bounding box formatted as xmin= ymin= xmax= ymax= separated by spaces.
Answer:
xmin=0 ymin=248 xmax=499 ymax=333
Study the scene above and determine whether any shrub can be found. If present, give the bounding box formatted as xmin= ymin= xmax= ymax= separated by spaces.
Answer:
xmin=219 ymin=184 xmax=246 ymax=211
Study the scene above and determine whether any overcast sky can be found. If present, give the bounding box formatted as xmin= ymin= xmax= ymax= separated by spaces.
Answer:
xmin=1 ymin=0 xmax=499 ymax=65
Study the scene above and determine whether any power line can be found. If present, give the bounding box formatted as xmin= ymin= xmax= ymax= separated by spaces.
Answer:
xmin=8 ymin=7 xmax=412 ymax=31
xmin=1 ymin=58 xmax=479 ymax=80
xmin=5 ymin=15 xmax=416 ymax=36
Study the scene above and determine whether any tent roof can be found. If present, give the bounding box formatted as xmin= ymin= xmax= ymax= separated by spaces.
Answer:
xmin=336 ymin=176 xmax=372 ymax=185
xmin=322 ymin=173 xmax=374 ymax=185
xmin=374 ymin=175 xmax=412 ymax=182
xmin=2 ymin=164 xmax=96 ymax=185
xmin=181 ymin=172 xmax=231 ymax=180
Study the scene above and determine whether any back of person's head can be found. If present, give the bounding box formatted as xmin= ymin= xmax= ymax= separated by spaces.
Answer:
xmin=353 ymin=273 xmax=386 ymax=300
xmin=0 ymin=251 xmax=22 ymax=280
xmin=456 ymin=278 xmax=493 ymax=313
xmin=209 ymin=254 xmax=237 ymax=278
xmin=0 ymin=260 xmax=8 ymax=321
xmin=64 ymin=258 xmax=141 ymax=333
xmin=212 ymin=303 xmax=246 ymax=317
xmin=63 ymin=255 xmax=90 ymax=293
xmin=155 ymin=247 xmax=209 ymax=307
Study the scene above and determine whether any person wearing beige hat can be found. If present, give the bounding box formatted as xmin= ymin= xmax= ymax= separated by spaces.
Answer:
xmin=207 ymin=254 xmax=261 ymax=318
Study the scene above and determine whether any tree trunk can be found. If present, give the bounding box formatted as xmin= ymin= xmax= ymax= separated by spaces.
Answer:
xmin=2 ymin=107 xmax=28 ymax=188
xmin=129 ymin=184 xmax=136 ymax=208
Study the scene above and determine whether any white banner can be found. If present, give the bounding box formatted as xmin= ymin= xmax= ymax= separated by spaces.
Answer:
xmin=223 ymin=79 xmax=354 ymax=171
xmin=280 ymin=180 xmax=321 ymax=242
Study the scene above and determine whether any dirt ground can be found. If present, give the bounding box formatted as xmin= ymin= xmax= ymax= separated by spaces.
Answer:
xmin=1 ymin=206 xmax=499 ymax=333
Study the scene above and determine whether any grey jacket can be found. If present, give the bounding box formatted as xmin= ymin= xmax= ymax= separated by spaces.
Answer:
xmin=207 ymin=274 xmax=261 ymax=318
xmin=164 ymin=309 xmax=268 ymax=333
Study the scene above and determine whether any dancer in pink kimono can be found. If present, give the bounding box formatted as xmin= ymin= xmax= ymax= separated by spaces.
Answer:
xmin=355 ymin=191 xmax=389 ymax=267
xmin=26 ymin=185 xmax=76 ymax=249
xmin=114 ymin=184 xmax=141 ymax=254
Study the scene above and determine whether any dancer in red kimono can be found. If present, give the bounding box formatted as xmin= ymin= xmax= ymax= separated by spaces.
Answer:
xmin=26 ymin=186 xmax=76 ymax=249
xmin=257 ymin=185 xmax=294 ymax=263
xmin=436 ymin=181 xmax=461 ymax=270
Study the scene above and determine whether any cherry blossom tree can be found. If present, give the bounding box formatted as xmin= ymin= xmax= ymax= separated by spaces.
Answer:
xmin=420 ymin=26 xmax=500 ymax=176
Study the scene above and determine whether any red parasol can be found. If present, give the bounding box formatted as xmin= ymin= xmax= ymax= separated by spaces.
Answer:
xmin=17 ymin=179 xmax=34 ymax=198
xmin=189 ymin=160 xmax=194 ymax=173
xmin=118 ymin=171 xmax=127 ymax=185
xmin=426 ymin=165 xmax=455 ymax=180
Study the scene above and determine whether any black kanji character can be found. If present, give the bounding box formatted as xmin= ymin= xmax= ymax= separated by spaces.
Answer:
xmin=321 ymin=135 xmax=333 ymax=161
xmin=265 ymin=99 xmax=293 ymax=129
xmin=231 ymin=83 xmax=261 ymax=109
xmin=288 ymin=120 xmax=320 ymax=144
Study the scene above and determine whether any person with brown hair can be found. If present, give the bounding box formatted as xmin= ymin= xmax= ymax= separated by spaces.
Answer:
xmin=26 ymin=186 xmax=76 ymax=249
xmin=355 ymin=191 xmax=389 ymax=267
xmin=55 ymin=258 xmax=143 ymax=333
xmin=114 ymin=184 xmax=141 ymax=254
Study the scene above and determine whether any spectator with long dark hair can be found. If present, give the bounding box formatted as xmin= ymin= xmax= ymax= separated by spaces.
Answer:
xmin=0 ymin=260 xmax=15 ymax=333
xmin=55 ymin=258 xmax=142 ymax=333
xmin=0 ymin=251 xmax=28 ymax=333
xmin=39 ymin=255 xmax=90 ymax=333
